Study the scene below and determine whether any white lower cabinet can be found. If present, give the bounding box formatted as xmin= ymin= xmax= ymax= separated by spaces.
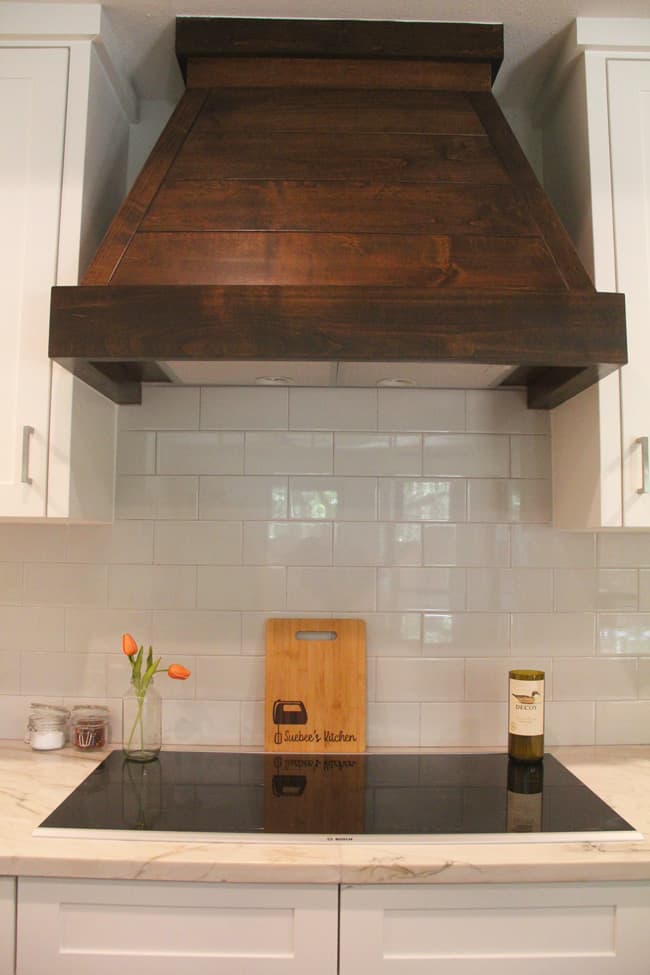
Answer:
xmin=16 ymin=878 xmax=338 ymax=975
xmin=339 ymin=883 xmax=650 ymax=974
xmin=0 ymin=877 xmax=16 ymax=975
xmin=16 ymin=878 xmax=650 ymax=974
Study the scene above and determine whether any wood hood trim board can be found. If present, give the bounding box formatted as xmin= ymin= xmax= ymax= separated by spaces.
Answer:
xmin=48 ymin=18 xmax=627 ymax=408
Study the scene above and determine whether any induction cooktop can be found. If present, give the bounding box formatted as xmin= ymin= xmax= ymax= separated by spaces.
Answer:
xmin=36 ymin=751 xmax=641 ymax=844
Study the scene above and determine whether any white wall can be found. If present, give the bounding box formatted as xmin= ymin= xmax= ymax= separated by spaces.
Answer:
xmin=1 ymin=384 xmax=649 ymax=748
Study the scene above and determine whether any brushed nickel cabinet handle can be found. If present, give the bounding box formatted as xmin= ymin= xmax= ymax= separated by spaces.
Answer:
xmin=637 ymin=436 xmax=649 ymax=494
xmin=21 ymin=425 xmax=34 ymax=485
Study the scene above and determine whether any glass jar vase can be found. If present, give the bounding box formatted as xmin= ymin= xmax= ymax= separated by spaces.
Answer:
xmin=122 ymin=678 xmax=161 ymax=762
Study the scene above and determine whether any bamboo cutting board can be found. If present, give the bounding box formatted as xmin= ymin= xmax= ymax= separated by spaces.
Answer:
xmin=265 ymin=618 xmax=366 ymax=753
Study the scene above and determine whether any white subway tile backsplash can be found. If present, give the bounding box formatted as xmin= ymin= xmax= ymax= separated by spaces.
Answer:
xmin=511 ymin=526 xmax=595 ymax=568
xmin=0 ymin=651 xmax=20 ymax=693
xmin=467 ymin=479 xmax=552 ymax=523
xmin=423 ymin=434 xmax=509 ymax=477
xmin=512 ymin=613 xmax=595 ymax=656
xmin=119 ymin=386 xmax=200 ymax=431
xmin=555 ymin=569 xmax=638 ymax=612
xmin=379 ymin=478 xmax=466 ymax=522
xmin=378 ymin=567 xmax=465 ymax=612
xmin=0 ymin=606 xmax=65 ymax=651
xmin=108 ymin=565 xmax=196 ymax=610
xmin=196 ymin=656 xmax=264 ymax=701
xmin=598 ymin=533 xmax=650 ymax=567
xmin=64 ymin=608 xmax=152 ymax=652
xmin=0 ymin=524 xmax=67 ymax=562
xmin=290 ymin=388 xmax=377 ymax=430
xmin=287 ymin=567 xmax=375 ymax=611
xmin=546 ymin=702 xmax=595 ymax=746
xmin=467 ymin=389 xmax=548 ymax=434
xmin=420 ymin=702 xmax=506 ymax=746
xmin=378 ymin=388 xmax=466 ymax=432
xmin=200 ymin=476 xmax=288 ymax=520
xmin=66 ymin=521 xmax=154 ymax=564
xmin=244 ymin=522 xmax=332 ymax=565
xmin=334 ymin=523 xmax=421 ymax=566
xmin=335 ymin=434 xmax=421 ymax=476
xmin=198 ymin=566 xmax=286 ymax=611
xmin=290 ymin=476 xmax=377 ymax=521
xmin=163 ymin=699 xmax=242 ymax=745
xmin=553 ymin=657 xmax=637 ymax=700
xmin=0 ymin=564 xmax=23 ymax=604
xmin=422 ymin=613 xmax=509 ymax=657
xmin=116 ymin=431 xmax=156 ymax=475
xmin=375 ymin=658 xmax=464 ymax=702
xmin=200 ymin=387 xmax=288 ymax=430
xmin=367 ymin=702 xmax=421 ymax=746
xmin=422 ymin=524 xmax=509 ymax=567
xmin=23 ymin=564 xmax=107 ymax=607
xmin=2 ymin=384 xmax=650 ymax=746
xmin=157 ymin=432 xmax=244 ymax=475
xmin=510 ymin=435 xmax=551 ymax=478
xmin=598 ymin=613 xmax=650 ymax=655
xmin=152 ymin=610 xmax=241 ymax=655
xmin=246 ymin=432 xmax=333 ymax=474
xmin=116 ymin=476 xmax=199 ymax=520
xmin=467 ymin=568 xmax=553 ymax=612
xmin=596 ymin=701 xmax=650 ymax=744
xmin=154 ymin=521 xmax=242 ymax=565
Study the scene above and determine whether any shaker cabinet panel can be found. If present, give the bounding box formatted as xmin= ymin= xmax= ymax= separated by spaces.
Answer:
xmin=339 ymin=882 xmax=650 ymax=973
xmin=17 ymin=878 xmax=338 ymax=975
xmin=0 ymin=49 xmax=68 ymax=516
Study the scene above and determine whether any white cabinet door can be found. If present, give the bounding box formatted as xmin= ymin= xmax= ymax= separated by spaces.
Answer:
xmin=17 ymin=878 xmax=338 ymax=975
xmin=340 ymin=882 xmax=650 ymax=973
xmin=0 ymin=49 xmax=68 ymax=516
xmin=0 ymin=877 xmax=15 ymax=975
xmin=608 ymin=59 xmax=650 ymax=526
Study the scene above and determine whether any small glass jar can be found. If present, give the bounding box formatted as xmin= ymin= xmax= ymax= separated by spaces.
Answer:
xmin=27 ymin=703 xmax=69 ymax=751
xmin=70 ymin=705 xmax=110 ymax=751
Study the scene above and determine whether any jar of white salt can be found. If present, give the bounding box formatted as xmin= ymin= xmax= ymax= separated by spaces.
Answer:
xmin=27 ymin=703 xmax=69 ymax=750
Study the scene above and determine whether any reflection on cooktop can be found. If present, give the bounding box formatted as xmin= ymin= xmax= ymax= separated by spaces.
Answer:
xmin=37 ymin=751 xmax=638 ymax=839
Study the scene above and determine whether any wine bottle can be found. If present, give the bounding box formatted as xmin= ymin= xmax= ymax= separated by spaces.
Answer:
xmin=508 ymin=669 xmax=544 ymax=763
xmin=506 ymin=759 xmax=543 ymax=832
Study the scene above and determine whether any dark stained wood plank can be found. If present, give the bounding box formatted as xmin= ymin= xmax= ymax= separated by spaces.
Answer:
xmin=172 ymin=131 xmax=508 ymax=183
xmin=186 ymin=57 xmax=492 ymax=91
xmin=81 ymin=89 xmax=208 ymax=286
xmin=175 ymin=18 xmax=503 ymax=78
xmin=505 ymin=365 xmax=621 ymax=410
xmin=143 ymin=181 xmax=537 ymax=235
xmin=469 ymin=91 xmax=594 ymax=292
xmin=111 ymin=233 xmax=562 ymax=290
xmin=199 ymin=89 xmax=485 ymax=135
xmin=50 ymin=285 xmax=627 ymax=369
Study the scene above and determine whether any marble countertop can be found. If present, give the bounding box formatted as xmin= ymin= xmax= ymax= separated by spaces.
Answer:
xmin=2 ymin=742 xmax=650 ymax=885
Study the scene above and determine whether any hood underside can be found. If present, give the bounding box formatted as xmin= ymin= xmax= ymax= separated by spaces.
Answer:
xmin=49 ymin=17 xmax=626 ymax=408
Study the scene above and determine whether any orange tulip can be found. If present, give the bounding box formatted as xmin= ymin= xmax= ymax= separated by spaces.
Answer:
xmin=122 ymin=633 xmax=138 ymax=657
xmin=167 ymin=664 xmax=191 ymax=680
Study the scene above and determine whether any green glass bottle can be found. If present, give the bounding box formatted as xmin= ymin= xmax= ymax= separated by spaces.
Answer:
xmin=508 ymin=669 xmax=544 ymax=763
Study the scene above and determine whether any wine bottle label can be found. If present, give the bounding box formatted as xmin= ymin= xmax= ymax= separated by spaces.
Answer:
xmin=508 ymin=678 xmax=544 ymax=735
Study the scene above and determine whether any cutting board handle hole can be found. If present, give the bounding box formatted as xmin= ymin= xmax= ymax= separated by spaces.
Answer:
xmin=295 ymin=630 xmax=337 ymax=641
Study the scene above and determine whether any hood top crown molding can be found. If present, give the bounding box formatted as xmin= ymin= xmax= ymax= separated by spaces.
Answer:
xmin=49 ymin=16 xmax=626 ymax=408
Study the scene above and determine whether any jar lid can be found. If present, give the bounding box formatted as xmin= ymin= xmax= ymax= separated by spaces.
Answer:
xmin=70 ymin=704 xmax=110 ymax=719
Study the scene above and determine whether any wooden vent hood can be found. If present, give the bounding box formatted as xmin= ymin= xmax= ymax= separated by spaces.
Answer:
xmin=49 ymin=17 xmax=627 ymax=408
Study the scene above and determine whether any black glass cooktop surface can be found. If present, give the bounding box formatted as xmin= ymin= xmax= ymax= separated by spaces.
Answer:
xmin=37 ymin=751 xmax=639 ymax=841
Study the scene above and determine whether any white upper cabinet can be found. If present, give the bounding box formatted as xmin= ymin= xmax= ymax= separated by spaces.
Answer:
xmin=0 ymin=5 xmax=134 ymax=519
xmin=543 ymin=20 xmax=650 ymax=528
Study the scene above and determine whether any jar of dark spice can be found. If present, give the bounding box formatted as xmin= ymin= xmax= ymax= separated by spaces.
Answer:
xmin=71 ymin=705 xmax=110 ymax=751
